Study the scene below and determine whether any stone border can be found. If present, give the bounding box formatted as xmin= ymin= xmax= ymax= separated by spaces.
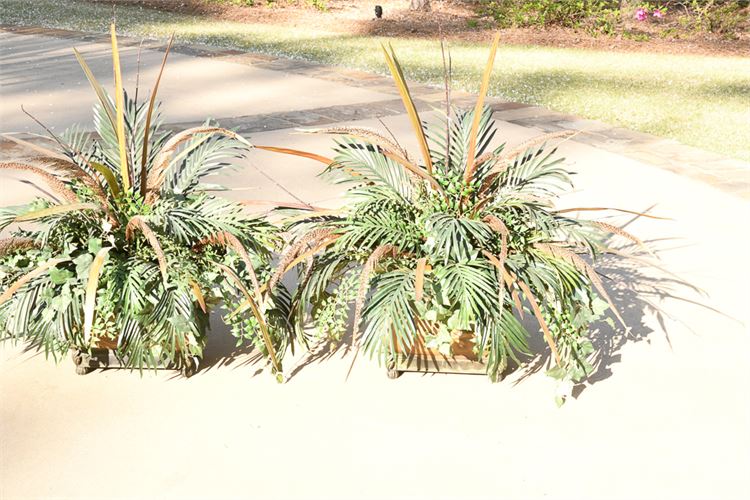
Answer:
xmin=2 ymin=24 xmax=748 ymax=200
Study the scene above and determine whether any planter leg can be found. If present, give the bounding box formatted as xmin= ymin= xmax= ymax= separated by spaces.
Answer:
xmin=386 ymin=353 xmax=401 ymax=380
xmin=180 ymin=356 xmax=199 ymax=378
xmin=71 ymin=348 xmax=95 ymax=375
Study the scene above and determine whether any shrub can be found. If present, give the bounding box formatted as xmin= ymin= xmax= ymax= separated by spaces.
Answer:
xmin=480 ymin=0 xmax=622 ymax=35
xmin=0 ymin=27 xmax=290 ymax=376
xmin=268 ymin=38 xmax=654 ymax=402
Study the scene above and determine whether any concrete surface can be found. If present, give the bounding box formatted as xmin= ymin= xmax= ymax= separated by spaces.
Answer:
xmin=1 ymin=30 xmax=749 ymax=500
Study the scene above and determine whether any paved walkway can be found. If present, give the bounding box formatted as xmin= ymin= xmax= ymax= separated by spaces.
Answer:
xmin=1 ymin=27 xmax=749 ymax=500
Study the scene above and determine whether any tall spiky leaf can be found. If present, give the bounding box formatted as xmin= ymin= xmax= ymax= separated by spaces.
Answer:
xmin=83 ymin=246 xmax=112 ymax=343
xmin=141 ymin=33 xmax=174 ymax=197
xmin=463 ymin=32 xmax=500 ymax=184
xmin=73 ymin=48 xmax=116 ymax=131
xmin=110 ymin=24 xmax=130 ymax=192
xmin=381 ymin=44 xmax=433 ymax=174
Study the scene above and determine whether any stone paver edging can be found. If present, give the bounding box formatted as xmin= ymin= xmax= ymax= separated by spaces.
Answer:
xmin=2 ymin=24 xmax=748 ymax=200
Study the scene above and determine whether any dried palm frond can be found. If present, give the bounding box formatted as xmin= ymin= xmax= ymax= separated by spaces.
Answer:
xmin=352 ymin=244 xmax=395 ymax=347
xmin=145 ymin=127 xmax=250 ymax=203
xmin=196 ymin=231 xmax=261 ymax=299
xmin=533 ymin=243 xmax=626 ymax=327
xmin=1 ymin=134 xmax=68 ymax=160
xmin=125 ymin=216 xmax=168 ymax=282
xmin=0 ymin=162 xmax=78 ymax=203
xmin=254 ymin=145 xmax=334 ymax=166
xmin=0 ymin=238 xmax=38 ymax=256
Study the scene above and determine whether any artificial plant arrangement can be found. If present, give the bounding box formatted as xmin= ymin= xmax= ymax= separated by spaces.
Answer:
xmin=266 ymin=35 xmax=653 ymax=400
xmin=0 ymin=26 xmax=289 ymax=377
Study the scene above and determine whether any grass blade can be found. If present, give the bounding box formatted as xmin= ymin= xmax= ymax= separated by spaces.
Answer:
xmin=141 ymin=33 xmax=174 ymax=197
xmin=463 ymin=32 xmax=500 ymax=184
xmin=73 ymin=48 xmax=116 ymax=131
xmin=254 ymin=145 xmax=334 ymax=165
xmin=110 ymin=24 xmax=130 ymax=192
xmin=83 ymin=246 xmax=112 ymax=343
xmin=90 ymin=161 xmax=121 ymax=198
xmin=189 ymin=279 xmax=207 ymax=313
xmin=414 ymin=257 xmax=427 ymax=302
xmin=14 ymin=203 xmax=100 ymax=222
xmin=381 ymin=43 xmax=433 ymax=173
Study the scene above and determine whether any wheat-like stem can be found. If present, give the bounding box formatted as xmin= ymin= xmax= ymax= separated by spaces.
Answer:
xmin=0 ymin=237 xmax=38 ymax=256
xmin=352 ymin=244 xmax=395 ymax=347
xmin=0 ymin=162 xmax=78 ymax=204
xmin=269 ymin=228 xmax=335 ymax=292
xmin=196 ymin=231 xmax=261 ymax=299
xmin=303 ymin=127 xmax=409 ymax=159
xmin=482 ymin=214 xmax=509 ymax=265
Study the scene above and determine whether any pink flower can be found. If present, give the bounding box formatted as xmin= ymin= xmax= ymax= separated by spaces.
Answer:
xmin=635 ymin=8 xmax=648 ymax=21
xmin=652 ymin=9 xmax=664 ymax=19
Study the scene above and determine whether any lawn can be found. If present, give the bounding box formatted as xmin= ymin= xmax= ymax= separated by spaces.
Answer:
xmin=1 ymin=0 xmax=749 ymax=161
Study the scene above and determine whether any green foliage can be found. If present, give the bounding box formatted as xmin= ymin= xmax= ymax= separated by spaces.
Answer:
xmin=480 ymin=0 xmax=622 ymax=35
xmin=679 ymin=0 xmax=749 ymax=36
xmin=0 ymin=37 xmax=288 ymax=374
xmin=278 ymin=45 xmax=645 ymax=392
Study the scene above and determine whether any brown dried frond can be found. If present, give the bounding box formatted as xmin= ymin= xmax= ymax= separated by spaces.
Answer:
xmin=0 ymin=162 xmax=78 ymax=203
xmin=145 ymin=127 xmax=249 ymax=203
xmin=269 ymin=228 xmax=335 ymax=292
xmin=196 ymin=231 xmax=261 ymax=297
xmin=305 ymin=127 xmax=409 ymax=159
xmin=352 ymin=244 xmax=396 ymax=347
xmin=533 ymin=242 xmax=626 ymax=327
xmin=492 ymin=131 xmax=577 ymax=173
xmin=125 ymin=216 xmax=168 ymax=282
xmin=0 ymin=237 xmax=38 ymax=256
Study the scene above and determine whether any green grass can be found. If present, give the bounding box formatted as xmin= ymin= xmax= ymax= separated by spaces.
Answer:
xmin=2 ymin=0 xmax=749 ymax=161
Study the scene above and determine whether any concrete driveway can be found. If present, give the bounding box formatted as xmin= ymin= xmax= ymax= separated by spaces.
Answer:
xmin=1 ymin=30 xmax=749 ymax=500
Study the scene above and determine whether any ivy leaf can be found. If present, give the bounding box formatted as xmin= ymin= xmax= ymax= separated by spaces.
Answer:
xmin=74 ymin=253 xmax=94 ymax=278
xmin=48 ymin=267 xmax=74 ymax=285
xmin=88 ymin=238 xmax=102 ymax=254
